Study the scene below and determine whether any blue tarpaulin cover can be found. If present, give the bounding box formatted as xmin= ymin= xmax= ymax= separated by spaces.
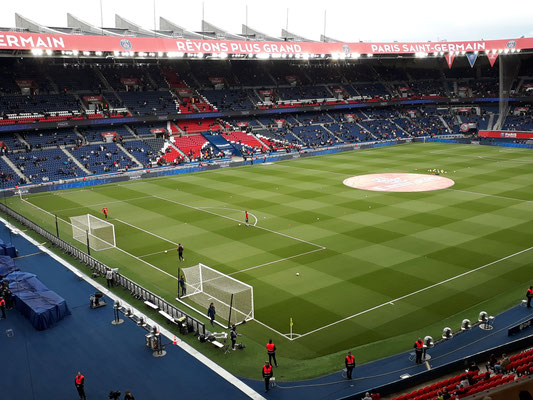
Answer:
xmin=0 ymin=255 xmax=18 ymax=278
xmin=5 ymin=271 xmax=71 ymax=330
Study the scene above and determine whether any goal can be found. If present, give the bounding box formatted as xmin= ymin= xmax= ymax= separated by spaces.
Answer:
xmin=178 ymin=263 xmax=254 ymax=327
xmin=70 ymin=214 xmax=116 ymax=251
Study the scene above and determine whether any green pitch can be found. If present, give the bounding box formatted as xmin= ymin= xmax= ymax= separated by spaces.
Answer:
xmin=6 ymin=142 xmax=533 ymax=379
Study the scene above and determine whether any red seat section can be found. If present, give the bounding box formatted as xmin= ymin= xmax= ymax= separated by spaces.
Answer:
xmin=222 ymin=131 xmax=269 ymax=151
xmin=176 ymin=119 xmax=223 ymax=134
xmin=170 ymin=134 xmax=208 ymax=159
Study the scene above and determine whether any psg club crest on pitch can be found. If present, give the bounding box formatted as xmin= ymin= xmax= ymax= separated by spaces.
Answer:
xmin=120 ymin=38 xmax=133 ymax=50
xmin=506 ymin=40 xmax=516 ymax=49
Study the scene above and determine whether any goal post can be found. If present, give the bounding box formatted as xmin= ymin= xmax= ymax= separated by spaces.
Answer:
xmin=178 ymin=263 xmax=254 ymax=327
xmin=70 ymin=214 xmax=116 ymax=251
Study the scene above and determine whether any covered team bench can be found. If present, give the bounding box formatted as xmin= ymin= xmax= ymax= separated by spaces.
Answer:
xmin=0 ymin=255 xmax=19 ymax=278
xmin=5 ymin=271 xmax=71 ymax=330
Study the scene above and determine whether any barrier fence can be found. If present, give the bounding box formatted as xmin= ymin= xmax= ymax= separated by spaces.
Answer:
xmin=0 ymin=202 xmax=206 ymax=336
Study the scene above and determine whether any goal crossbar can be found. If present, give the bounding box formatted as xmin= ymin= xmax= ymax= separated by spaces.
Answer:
xmin=70 ymin=214 xmax=116 ymax=251
xmin=179 ymin=263 xmax=254 ymax=326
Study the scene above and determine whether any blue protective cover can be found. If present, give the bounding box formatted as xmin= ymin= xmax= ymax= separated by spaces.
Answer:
xmin=0 ymin=255 xmax=18 ymax=278
xmin=5 ymin=271 xmax=71 ymax=330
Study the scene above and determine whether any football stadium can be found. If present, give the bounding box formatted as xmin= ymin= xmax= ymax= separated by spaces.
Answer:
xmin=0 ymin=2 xmax=532 ymax=399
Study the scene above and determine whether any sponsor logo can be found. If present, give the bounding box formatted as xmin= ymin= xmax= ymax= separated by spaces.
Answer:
xmin=120 ymin=38 xmax=133 ymax=50
xmin=342 ymin=44 xmax=351 ymax=54
xmin=460 ymin=123 xmax=470 ymax=132
xmin=506 ymin=40 xmax=516 ymax=49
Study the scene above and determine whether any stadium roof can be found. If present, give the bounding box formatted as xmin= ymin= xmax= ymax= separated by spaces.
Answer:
xmin=0 ymin=13 xmax=531 ymax=59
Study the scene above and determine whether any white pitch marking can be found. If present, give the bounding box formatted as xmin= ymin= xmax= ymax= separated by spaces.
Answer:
xmin=229 ymin=248 xmax=326 ymax=276
xmin=152 ymin=195 xmax=325 ymax=249
xmin=138 ymin=248 xmax=177 ymax=258
xmin=196 ymin=206 xmax=259 ymax=227
xmin=293 ymin=244 xmax=533 ymax=340
xmin=447 ymin=188 xmax=533 ymax=204
xmin=40 ymin=195 xmax=155 ymax=214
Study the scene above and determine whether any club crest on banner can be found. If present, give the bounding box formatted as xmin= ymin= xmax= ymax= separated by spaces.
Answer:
xmin=444 ymin=53 xmax=455 ymax=69
xmin=466 ymin=52 xmax=478 ymax=68
xmin=506 ymin=40 xmax=516 ymax=49
xmin=487 ymin=52 xmax=499 ymax=67
xmin=120 ymin=38 xmax=132 ymax=50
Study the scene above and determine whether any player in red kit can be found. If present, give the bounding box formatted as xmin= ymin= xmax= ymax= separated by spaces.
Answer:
xmin=245 ymin=211 xmax=249 ymax=226
xmin=102 ymin=208 xmax=108 ymax=219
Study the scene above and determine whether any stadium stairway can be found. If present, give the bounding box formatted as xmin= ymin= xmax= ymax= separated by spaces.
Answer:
xmin=1 ymin=155 xmax=27 ymax=182
xmin=115 ymin=142 xmax=144 ymax=168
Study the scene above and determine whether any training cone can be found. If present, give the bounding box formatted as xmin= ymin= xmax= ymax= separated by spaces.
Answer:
xmin=173 ymin=337 xmax=178 ymax=345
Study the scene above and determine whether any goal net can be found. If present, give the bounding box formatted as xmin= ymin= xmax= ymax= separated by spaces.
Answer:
xmin=179 ymin=263 xmax=254 ymax=326
xmin=70 ymin=214 xmax=116 ymax=251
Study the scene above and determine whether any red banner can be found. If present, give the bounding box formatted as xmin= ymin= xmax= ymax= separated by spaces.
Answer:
xmin=150 ymin=128 xmax=166 ymax=134
xmin=83 ymin=95 xmax=103 ymax=102
xmin=487 ymin=52 xmax=499 ymax=67
xmin=479 ymin=130 xmax=533 ymax=139
xmin=15 ymin=80 xmax=34 ymax=88
xmin=120 ymin=78 xmax=140 ymax=85
xmin=444 ymin=53 xmax=455 ymax=69
xmin=259 ymin=89 xmax=274 ymax=95
xmin=209 ymin=77 xmax=224 ymax=84
xmin=177 ymin=88 xmax=192 ymax=97
xmin=0 ymin=31 xmax=530 ymax=55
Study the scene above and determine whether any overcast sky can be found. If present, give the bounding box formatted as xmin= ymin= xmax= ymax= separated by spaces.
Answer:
xmin=2 ymin=0 xmax=533 ymax=42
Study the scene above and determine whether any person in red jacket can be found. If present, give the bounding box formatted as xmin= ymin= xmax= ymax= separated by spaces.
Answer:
xmin=526 ymin=285 xmax=533 ymax=308
xmin=266 ymin=339 xmax=278 ymax=367
xmin=245 ymin=211 xmax=249 ymax=226
xmin=262 ymin=361 xmax=273 ymax=393
xmin=74 ymin=372 xmax=86 ymax=400
xmin=345 ymin=351 xmax=355 ymax=379
xmin=102 ymin=207 xmax=108 ymax=220
xmin=0 ymin=296 xmax=6 ymax=319
xmin=414 ymin=338 xmax=424 ymax=364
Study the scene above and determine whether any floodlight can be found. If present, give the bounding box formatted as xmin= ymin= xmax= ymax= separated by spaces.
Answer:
xmin=442 ymin=327 xmax=453 ymax=339
xmin=72 ymin=50 xmax=79 ymax=56
xmin=461 ymin=319 xmax=471 ymax=331
xmin=218 ymin=52 xmax=228 ymax=59
xmin=45 ymin=49 xmax=53 ymax=56
xmin=504 ymin=48 xmax=510 ymax=54
xmin=352 ymin=53 xmax=360 ymax=58
xmin=113 ymin=50 xmax=120 ymax=56
xmin=478 ymin=311 xmax=488 ymax=322
xmin=95 ymin=51 xmax=103 ymax=56
xmin=31 ymin=49 xmax=44 ymax=56
xmin=197 ymin=52 xmax=204 ymax=58
xmin=157 ymin=51 xmax=163 ymax=57
xmin=367 ymin=53 xmax=374 ymax=57
xmin=83 ymin=51 xmax=91 ymax=56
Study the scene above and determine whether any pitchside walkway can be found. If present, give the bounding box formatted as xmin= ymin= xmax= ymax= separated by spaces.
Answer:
xmin=0 ymin=220 xmax=532 ymax=400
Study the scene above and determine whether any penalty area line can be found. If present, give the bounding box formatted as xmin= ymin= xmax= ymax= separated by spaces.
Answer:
xmin=152 ymin=195 xmax=325 ymax=249
xmin=292 ymin=244 xmax=533 ymax=340
xmin=229 ymin=248 xmax=326 ymax=276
